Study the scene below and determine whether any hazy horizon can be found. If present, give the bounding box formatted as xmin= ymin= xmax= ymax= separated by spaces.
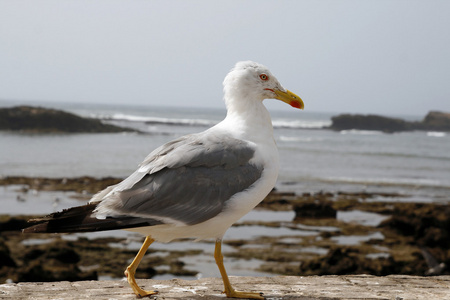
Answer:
xmin=1 ymin=1 xmax=449 ymax=116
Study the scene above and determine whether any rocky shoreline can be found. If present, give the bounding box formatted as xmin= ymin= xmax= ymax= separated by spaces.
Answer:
xmin=0 ymin=106 xmax=135 ymax=133
xmin=1 ymin=176 xmax=448 ymax=284
xmin=1 ymin=105 xmax=449 ymax=133
xmin=329 ymin=111 xmax=450 ymax=133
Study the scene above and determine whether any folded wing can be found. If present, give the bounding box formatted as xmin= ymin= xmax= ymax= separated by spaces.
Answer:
xmin=24 ymin=131 xmax=264 ymax=233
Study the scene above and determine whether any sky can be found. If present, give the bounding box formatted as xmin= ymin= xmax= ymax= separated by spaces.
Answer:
xmin=0 ymin=0 xmax=449 ymax=116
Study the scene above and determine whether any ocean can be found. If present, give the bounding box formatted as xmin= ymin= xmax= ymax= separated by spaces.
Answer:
xmin=1 ymin=100 xmax=449 ymax=280
xmin=1 ymin=100 xmax=449 ymax=203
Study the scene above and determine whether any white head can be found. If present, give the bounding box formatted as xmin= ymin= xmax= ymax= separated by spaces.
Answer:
xmin=223 ymin=61 xmax=304 ymax=110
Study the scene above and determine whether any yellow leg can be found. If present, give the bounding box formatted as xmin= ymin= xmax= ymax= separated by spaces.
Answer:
xmin=124 ymin=236 xmax=157 ymax=297
xmin=214 ymin=239 xmax=264 ymax=299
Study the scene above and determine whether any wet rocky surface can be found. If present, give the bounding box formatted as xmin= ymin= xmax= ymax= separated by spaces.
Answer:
xmin=0 ymin=176 xmax=121 ymax=195
xmin=0 ymin=176 xmax=449 ymax=284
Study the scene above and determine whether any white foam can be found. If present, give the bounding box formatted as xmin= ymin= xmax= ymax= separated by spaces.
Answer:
xmin=272 ymin=119 xmax=331 ymax=129
xmin=104 ymin=113 xmax=216 ymax=127
xmin=279 ymin=136 xmax=322 ymax=142
xmin=340 ymin=129 xmax=383 ymax=135
xmin=427 ymin=132 xmax=446 ymax=137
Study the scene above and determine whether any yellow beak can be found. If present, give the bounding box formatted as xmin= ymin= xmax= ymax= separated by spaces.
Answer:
xmin=273 ymin=89 xmax=304 ymax=110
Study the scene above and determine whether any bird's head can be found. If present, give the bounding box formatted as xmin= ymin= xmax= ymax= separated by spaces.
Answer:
xmin=223 ymin=61 xmax=304 ymax=110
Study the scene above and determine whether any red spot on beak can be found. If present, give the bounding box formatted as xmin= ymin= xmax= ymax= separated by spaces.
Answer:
xmin=290 ymin=101 xmax=302 ymax=109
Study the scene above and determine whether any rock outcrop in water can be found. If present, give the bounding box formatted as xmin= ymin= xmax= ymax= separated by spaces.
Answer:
xmin=330 ymin=114 xmax=410 ymax=133
xmin=420 ymin=111 xmax=450 ymax=131
xmin=330 ymin=111 xmax=450 ymax=133
xmin=0 ymin=106 xmax=135 ymax=133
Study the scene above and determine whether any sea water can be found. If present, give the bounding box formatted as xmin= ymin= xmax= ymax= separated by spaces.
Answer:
xmin=1 ymin=100 xmax=449 ymax=203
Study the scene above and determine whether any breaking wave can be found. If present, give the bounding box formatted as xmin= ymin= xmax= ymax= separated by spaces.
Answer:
xmin=98 ymin=113 xmax=331 ymax=129
xmin=100 ymin=113 xmax=216 ymax=127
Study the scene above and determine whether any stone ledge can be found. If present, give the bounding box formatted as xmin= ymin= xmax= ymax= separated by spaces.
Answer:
xmin=1 ymin=275 xmax=450 ymax=299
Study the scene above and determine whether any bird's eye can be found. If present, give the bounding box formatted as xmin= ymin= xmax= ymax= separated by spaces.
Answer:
xmin=259 ymin=74 xmax=269 ymax=81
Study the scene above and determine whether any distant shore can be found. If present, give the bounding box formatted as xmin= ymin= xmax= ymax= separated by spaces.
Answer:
xmin=328 ymin=111 xmax=450 ymax=133
xmin=1 ymin=105 xmax=449 ymax=133
xmin=0 ymin=106 xmax=136 ymax=133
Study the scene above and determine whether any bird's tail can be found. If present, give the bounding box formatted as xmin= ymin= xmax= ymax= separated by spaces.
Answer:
xmin=23 ymin=203 xmax=162 ymax=233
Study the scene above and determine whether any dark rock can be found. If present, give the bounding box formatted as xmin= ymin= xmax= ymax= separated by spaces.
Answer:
xmin=299 ymin=246 xmax=402 ymax=276
xmin=0 ymin=215 xmax=30 ymax=232
xmin=23 ymin=248 xmax=46 ymax=261
xmin=378 ymin=203 xmax=450 ymax=248
xmin=0 ymin=238 xmax=17 ymax=284
xmin=421 ymin=111 xmax=450 ymax=131
xmin=0 ymin=106 xmax=135 ymax=133
xmin=0 ymin=176 xmax=122 ymax=194
xmin=302 ymin=247 xmax=359 ymax=275
xmin=168 ymin=261 xmax=197 ymax=277
xmin=17 ymin=240 xmax=96 ymax=282
xmin=329 ymin=111 xmax=450 ymax=132
xmin=293 ymin=198 xmax=337 ymax=220
xmin=17 ymin=261 xmax=97 ymax=282
xmin=257 ymin=190 xmax=297 ymax=211
xmin=0 ymin=239 xmax=16 ymax=268
xmin=330 ymin=114 xmax=411 ymax=132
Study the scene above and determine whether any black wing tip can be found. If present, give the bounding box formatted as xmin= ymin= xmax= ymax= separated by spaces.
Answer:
xmin=22 ymin=222 xmax=50 ymax=233
xmin=22 ymin=203 xmax=97 ymax=234
xmin=22 ymin=203 xmax=164 ymax=234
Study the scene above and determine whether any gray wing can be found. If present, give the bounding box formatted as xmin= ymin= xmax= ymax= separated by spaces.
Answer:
xmin=94 ymin=131 xmax=263 ymax=225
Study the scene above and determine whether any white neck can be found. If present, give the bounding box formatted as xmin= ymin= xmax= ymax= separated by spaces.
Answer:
xmin=220 ymin=94 xmax=274 ymax=143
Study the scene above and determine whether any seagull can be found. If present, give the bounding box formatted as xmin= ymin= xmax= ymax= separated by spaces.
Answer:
xmin=23 ymin=61 xmax=304 ymax=299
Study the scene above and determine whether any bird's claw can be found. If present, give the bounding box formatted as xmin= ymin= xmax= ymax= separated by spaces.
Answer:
xmin=135 ymin=290 xmax=158 ymax=298
xmin=132 ymin=285 xmax=158 ymax=298
xmin=125 ymin=267 xmax=158 ymax=298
